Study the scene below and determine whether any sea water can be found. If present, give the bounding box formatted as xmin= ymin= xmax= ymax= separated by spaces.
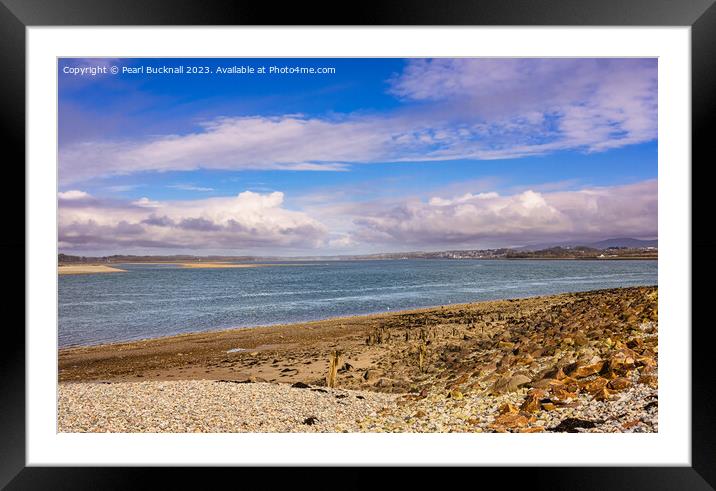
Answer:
xmin=58 ymin=259 xmax=657 ymax=347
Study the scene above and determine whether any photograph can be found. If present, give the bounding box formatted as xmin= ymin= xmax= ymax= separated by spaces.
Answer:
xmin=56 ymin=56 xmax=658 ymax=434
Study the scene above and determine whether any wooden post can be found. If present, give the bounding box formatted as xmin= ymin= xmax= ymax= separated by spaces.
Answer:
xmin=418 ymin=344 xmax=427 ymax=372
xmin=326 ymin=351 xmax=341 ymax=388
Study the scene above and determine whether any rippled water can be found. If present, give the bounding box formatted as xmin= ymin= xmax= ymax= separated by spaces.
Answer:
xmin=58 ymin=259 xmax=657 ymax=347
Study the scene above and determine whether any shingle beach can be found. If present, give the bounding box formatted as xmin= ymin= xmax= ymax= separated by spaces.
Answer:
xmin=59 ymin=286 xmax=658 ymax=433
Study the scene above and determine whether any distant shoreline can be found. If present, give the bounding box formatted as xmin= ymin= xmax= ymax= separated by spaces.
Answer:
xmin=58 ymin=261 xmax=312 ymax=274
xmin=58 ymin=256 xmax=658 ymax=269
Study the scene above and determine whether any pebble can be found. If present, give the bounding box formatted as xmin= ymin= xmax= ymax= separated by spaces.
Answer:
xmin=58 ymin=381 xmax=396 ymax=433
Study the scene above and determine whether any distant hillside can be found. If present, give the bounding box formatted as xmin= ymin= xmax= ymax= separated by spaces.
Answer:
xmin=58 ymin=241 xmax=658 ymax=265
xmin=585 ymin=238 xmax=658 ymax=249
xmin=57 ymin=253 xmax=256 ymax=264
xmin=519 ymin=237 xmax=657 ymax=251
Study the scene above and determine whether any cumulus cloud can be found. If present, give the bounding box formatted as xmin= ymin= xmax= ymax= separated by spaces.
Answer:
xmin=132 ymin=197 xmax=161 ymax=208
xmin=59 ymin=59 xmax=656 ymax=184
xmin=58 ymin=180 xmax=657 ymax=254
xmin=328 ymin=234 xmax=356 ymax=248
xmin=429 ymin=192 xmax=499 ymax=206
xmin=58 ymin=190 xmax=92 ymax=201
xmin=59 ymin=190 xmax=327 ymax=252
xmin=349 ymin=180 xmax=657 ymax=248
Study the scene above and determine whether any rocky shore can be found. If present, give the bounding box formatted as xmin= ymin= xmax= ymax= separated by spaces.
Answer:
xmin=59 ymin=286 xmax=658 ymax=433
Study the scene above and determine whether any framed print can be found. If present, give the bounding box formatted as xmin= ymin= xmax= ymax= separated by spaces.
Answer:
xmin=3 ymin=0 xmax=715 ymax=487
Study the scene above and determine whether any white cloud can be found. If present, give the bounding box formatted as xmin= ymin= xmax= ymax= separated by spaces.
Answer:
xmin=328 ymin=235 xmax=356 ymax=248
xmin=388 ymin=58 xmax=657 ymax=155
xmin=349 ymin=180 xmax=657 ymax=247
xmin=429 ymin=192 xmax=499 ymax=206
xmin=58 ymin=180 xmax=657 ymax=254
xmin=59 ymin=59 xmax=657 ymax=184
xmin=58 ymin=190 xmax=91 ymax=200
xmin=59 ymin=190 xmax=327 ymax=252
xmin=59 ymin=116 xmax=373 ymax=183
xmin=132 ymin=197 xmax=161 ymax=208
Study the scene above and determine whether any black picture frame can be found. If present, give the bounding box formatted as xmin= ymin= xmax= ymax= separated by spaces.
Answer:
xmin=2 ymin=0 xmax=714 ymax=488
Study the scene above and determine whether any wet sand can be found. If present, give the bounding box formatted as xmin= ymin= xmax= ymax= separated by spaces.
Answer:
xmin=58 ymin=265 xmax=126 ymax=275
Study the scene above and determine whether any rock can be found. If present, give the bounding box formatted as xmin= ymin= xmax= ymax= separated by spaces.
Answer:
xmin=530 ymin=378 xmax=564 ymax=389
xmin=608 ymin=350 xmax=637 ymax=374
xmin=626 ymin=338 xmax=644 ymax=350
xmin=607 ymin=377 xmax=632 ymax=391
xmin=550 ymin=386 xmax=578 ymax=403
xmin=374 ymin=378 xmax=394 ymax=388
xmin=638 ymin=374 xmax=658 ymax=388
xmin=541 ymin=402 xmax=557 ymax=411
xmin=291 ymin=382 xmax=311 ymax=389
xmin=517 ymin=353 xmax=535 ymax=366
xmin=560 ymin=377 xmax=580 ymax=393
xmin=492 ymin=412 xmax=529 ymax=430
xmin=593 ymin=388 xmax=613 ymax=401
xmin=497 ymin=353 xmax=516 ymax=369
xmin=569 ymin=360 xmax=605 ymax=379
xmin=541 ymin=366 xmax=568 ymax=380
xmin=561 ymin=337 xmax=575 ymax=347
xmin=529 ymin=348 xmax=544 ymax=358
xmin=363 ymin=369 xmax=383 ymax=382
xmin=562 ymin=362 xmax=579 ymax=375
xmin=491 ymin=374 xmax=531 ymax=394
xmin=338 ymin=362 xmax=353 ymax=373
xmin=414 ymin=410 xmax=427 ymax=418
xmin=448 ymin=389 xmax=464 ymax=400
xmin=573 ymin=332 xmax=589 ymax=347
xmin=550 ymin=418 xmax=597 ymax=433
xmin=636 ymin=355 xmax=656 ymax=369
xmin=449 ymin=373 xmax=470 ymax=388
xmin=580 ymin=377 xmax=609 ymax=396
xmin=638 ymin=362 xmax=656 ymax=374
xmin=498 ymin=402 xmax=519 ymax=415
xmin=600 ymin=368 xmax=619 ymax=380
xmin=303 ymin=416 xmax=319 ymax=425
xmin=520 ymin=389 xmax=546 ymax=413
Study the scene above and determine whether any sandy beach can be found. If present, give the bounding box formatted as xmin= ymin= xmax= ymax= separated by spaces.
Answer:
xmin=59 ymin=286 xmax=658 ymax=433
xmin=58 ymin=265 xmax=126 ymax=275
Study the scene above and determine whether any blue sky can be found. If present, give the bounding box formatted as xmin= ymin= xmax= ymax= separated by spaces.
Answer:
xmin=58 ymin=58 xmax=657 ymax=256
